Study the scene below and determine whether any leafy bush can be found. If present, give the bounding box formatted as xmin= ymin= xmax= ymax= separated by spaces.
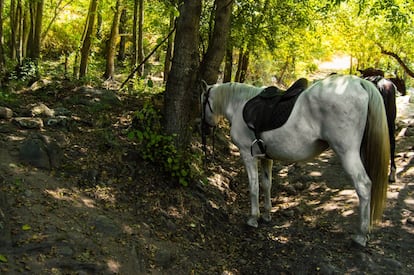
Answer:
xmin=128 ymin=102 xmax=193 ymax=186
xmin=8 ymin=58 xmax=38 ymax=82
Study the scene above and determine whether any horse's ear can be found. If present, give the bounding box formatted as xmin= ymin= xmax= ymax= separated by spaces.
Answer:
xmin=201 ymin=80 xmax=208 ymax=92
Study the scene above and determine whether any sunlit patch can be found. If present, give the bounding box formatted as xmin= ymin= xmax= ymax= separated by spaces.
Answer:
xmin=309 ymin=171 xmax=322 ymax=177
xmin=6 ymin=135 xmax=26 ymax=141
xmin=307 ymin=199 xmax=321 ymax=206
xmin=268 ymin=233 xmax=290 ymax=244
xmin=45 ymin=188 xmax=96 ymax=208
xmin=317 ymin=202 xmax=338 ymax=212
xmin=341 ymin=209 xmax=354 ymax=217
xmin=106 ymin=259 xmax=121 ymax=273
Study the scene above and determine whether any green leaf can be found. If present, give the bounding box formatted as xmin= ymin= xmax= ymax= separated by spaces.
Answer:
xmin=22 ymin=224 xmax=31 ymax=231
xmin=0 ymin=254 xmax=7 ymax=263
xmin=147 ymin=79 xmax=154 ymax=88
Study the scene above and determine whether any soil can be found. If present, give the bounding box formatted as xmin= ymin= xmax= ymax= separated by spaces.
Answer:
xmin=0 ymin=81 xmax=414 ymax=275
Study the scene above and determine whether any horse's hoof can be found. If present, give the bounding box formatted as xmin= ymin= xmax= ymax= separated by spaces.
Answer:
xmin=351 ymin=235 xmax=367 ymax=247
xmin=247 ymin=217 xmax=259 ymax=228
xmin=389 ymin=168 xmax=396 ymax=182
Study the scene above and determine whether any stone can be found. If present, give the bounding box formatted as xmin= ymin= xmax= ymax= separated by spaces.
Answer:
xmin=0 ymin=107 xmax=13 ymax=119
xmin=28 ymin=103 xmax=55 ymax=117
xmin=19 ymin=134 xmax=63 ymax=169
xmin=13 ymin=117 xmax=44 ymax=129
xmin=45 ymin=116 xmax=70 ymax=127
xmin=53 ymin=107 xmax=72 ymax=116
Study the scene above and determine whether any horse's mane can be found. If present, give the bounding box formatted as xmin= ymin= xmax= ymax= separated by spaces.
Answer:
xmin=212 ymin=82 xmax=263 ymax=115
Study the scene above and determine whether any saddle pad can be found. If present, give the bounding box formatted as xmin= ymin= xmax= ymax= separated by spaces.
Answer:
xmin=243 ymin=78 xmax=308 ymax=133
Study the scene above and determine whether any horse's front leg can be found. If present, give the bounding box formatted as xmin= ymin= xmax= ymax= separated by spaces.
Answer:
xmin=241 ymin=153 xmax=260 ymax=228
xmin=260 ymin=158 xmax=273 ymax=222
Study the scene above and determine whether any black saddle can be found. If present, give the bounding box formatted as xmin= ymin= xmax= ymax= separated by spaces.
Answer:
xmin=243 ymin=78 xmax=308 ymax=133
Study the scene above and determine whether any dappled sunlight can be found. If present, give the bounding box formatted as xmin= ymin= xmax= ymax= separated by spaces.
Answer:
xmin=45 ymin=188 xmax=97 ymax=208
xmin=106 ymin=259 xmax=121 ymax=273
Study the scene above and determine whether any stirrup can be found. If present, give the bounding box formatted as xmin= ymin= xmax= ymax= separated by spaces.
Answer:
xmin=251 ymin=139 xmax=266 ymax=157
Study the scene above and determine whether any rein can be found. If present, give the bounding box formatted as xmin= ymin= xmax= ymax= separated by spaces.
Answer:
xmin=201 ymin=86 xmax=216 ymax=165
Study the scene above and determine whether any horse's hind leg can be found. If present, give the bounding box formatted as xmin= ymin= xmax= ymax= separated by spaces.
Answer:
xmin=241 ymin=154 xmax=261 ymax=227
xmin=260 ymin=158 xmax=273 ymax=222
xmin=337 ymin=151 xmax=372 ymax=247
xmin=389 ymin=136 xmax=396 ymax=182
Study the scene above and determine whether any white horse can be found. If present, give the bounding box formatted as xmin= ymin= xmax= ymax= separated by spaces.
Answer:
xmin=201 ymin=75 xmax=390 ymax=247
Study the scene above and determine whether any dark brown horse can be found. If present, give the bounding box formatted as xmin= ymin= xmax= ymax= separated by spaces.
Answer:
xmin=358 ymin=68 xmax=406 ymax=182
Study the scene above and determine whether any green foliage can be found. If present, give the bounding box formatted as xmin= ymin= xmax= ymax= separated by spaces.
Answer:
xmin=128 ymin=102 xmax=193 ymax=186
xmin=8 ymin=59 xmax=39 ymax=82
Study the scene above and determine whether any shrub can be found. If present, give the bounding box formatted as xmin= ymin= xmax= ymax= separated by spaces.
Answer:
xmin=128 ymin=102 xmax=193 ymax=186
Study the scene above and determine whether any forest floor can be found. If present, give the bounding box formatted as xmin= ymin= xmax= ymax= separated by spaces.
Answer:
xmin=0 ymin=79 xmax=414 ymax=274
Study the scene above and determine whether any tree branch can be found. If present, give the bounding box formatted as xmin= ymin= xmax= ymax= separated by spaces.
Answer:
xmin=377 ymin=43 xmax=414 ymax=78
xmin=120 ymin=21 xmax=177 ymax=89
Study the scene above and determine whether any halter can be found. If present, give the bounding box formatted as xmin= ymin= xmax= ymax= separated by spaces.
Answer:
xmin=201 ymin=86 xmax=216 ymax=164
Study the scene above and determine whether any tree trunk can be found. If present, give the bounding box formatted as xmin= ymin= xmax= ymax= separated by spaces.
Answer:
xmin=103 ymin=0 xmax=122 ymax=80
xmin=79 ymin=0 xmax=99 ymax=78
xmin=163 ymin=12 xmax=175 ymax=83
xmin=239 ymin=49 xmax=249 ymax=83
xmin=199 ymin=0 xmax=233 ymax=84
xmin=164 ymin=0 xmax=202 ymax=149
xmin=132 ymin=0 xmax=144 ymax=76
xmin=0 ymin=0 xmax=4 ymax=69
xmin=117 ymin=8 xmax=127 ymax=62
xmin=10 ymin=0 xmax=17 ymax=60
xmin=223 ymin=40 xmax=233 ymax=83
xmin=27 ymin=0 xmax=43 ymax=60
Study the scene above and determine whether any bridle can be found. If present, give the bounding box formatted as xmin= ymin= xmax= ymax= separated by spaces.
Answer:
xmin=201 ymin=85 xmax=216 ymax=164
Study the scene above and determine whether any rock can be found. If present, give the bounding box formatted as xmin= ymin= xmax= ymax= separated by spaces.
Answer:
xmin=28 ymin=103 xmax=55 ymax=117
xmin=13 ymin=117 xmax=44 ymax=129
xmin=45 ymin=116 xmax=70 ymax=127
xmin=19 ymin=134 xmax=63 ymax=169
xmin=70 ymin=86 xmax=121 ymax=106
xmin=0 ymin=107 xmax=13 ymax=119
xmin=29 ymin=79 xmax=52 ymax=91
xmin=53 ymin=107 xmax=71 ymax=116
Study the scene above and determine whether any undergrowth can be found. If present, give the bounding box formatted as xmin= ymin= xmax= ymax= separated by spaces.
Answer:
xmin=127 ymin=101 xmax=195 ymax=186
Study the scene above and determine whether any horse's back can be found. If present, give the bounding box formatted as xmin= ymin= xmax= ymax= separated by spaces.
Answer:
xmin=261 ymin=75 xmax=370 ymax=161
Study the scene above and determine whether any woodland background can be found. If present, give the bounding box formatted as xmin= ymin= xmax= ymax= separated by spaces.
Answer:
xmin=1 ymin=1 xmax=414 ymax=273
xmin=0 ymin=0 xmax=414 ymax=180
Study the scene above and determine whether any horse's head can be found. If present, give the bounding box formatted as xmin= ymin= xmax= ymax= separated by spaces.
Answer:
xmin=200 ymin=80 xmax=219 ymax=162
xmin=200 ymin=80 xmax=218 ymax=130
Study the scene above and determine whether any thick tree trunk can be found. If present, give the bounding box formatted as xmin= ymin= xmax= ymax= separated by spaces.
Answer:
xmin=164 ymin=0 xmax=202 ymax=149
xmin=199 ymin=0 xmax=233 ymax=84
xmin=27 ymin=0 xmax=43 ymax=60
xmin=103 ymin=0 xmax=122 ymax=80
xmin=79 ymin=0 xmax=98 ymax=78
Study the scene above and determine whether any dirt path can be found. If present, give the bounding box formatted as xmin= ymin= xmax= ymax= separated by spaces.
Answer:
xmin=0 ymin=86 xmax=413 ymax=274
